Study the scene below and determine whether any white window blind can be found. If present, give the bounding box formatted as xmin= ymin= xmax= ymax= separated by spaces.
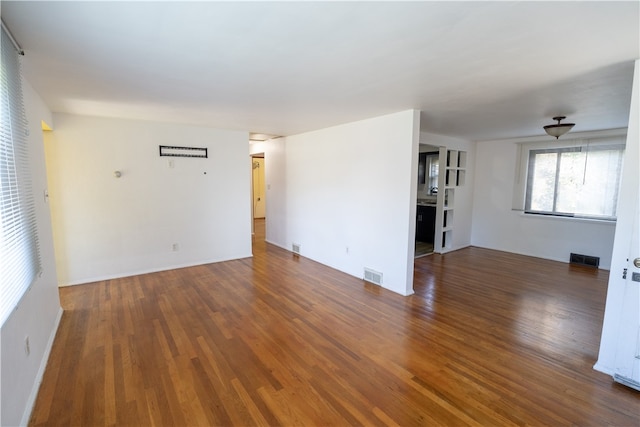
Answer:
xmin=1 ymin=24 xmax=41 ymax=325
xmin=512 ymin=134 xmax=626 ymax=221
xmin=525 ymin=144 xmax=624 ymax=219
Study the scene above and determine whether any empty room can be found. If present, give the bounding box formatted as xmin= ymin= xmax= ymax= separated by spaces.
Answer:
xmin=1 ymin=1 xmax=639 ymax=426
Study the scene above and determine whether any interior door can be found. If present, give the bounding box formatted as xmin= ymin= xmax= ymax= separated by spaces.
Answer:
xmin=613 ymin=194 xmax=640 ymax=390
xmin=607 ymin=59 xmax=640 ymax=390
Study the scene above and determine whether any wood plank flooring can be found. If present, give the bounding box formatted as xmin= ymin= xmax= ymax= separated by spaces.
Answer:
xmin=30 ymin=219 xmax=639 ymax=426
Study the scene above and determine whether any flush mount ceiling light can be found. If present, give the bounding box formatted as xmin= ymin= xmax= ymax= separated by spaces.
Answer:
xmin=543 ymin=116 xmax=575 ymax=139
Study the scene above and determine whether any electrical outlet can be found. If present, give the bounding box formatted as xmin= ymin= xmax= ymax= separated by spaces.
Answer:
xmin=24 ymin=336 xmax=30 ymax=356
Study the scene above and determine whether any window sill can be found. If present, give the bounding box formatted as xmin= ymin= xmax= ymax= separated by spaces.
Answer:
xmin=517 ymin=211 xmax=617 ymax=225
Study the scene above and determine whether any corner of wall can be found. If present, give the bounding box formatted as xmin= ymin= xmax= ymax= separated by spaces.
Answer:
xmin=1 ymin=77 xmax=62 ymax=427
xmin=19 ymin=307 xmax=63 ymax=426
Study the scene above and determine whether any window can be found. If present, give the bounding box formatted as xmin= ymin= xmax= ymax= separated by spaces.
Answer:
xmin=524 ymin=139 xmax=625 ymax=220
xmin=1 ymin=24 xmax=41 ymax=325
xmin=426 ymin=153 xmax=439 ymax=193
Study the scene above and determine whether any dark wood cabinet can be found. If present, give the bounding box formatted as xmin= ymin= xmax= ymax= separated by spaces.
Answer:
xmin=416 ymin=205 xmax=436 ymax=243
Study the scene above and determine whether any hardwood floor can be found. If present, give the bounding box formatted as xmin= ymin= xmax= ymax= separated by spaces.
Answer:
xmin=30 ymin=219 xmax=639 ymax=426
xmin=415 ymin=241 xmax=434 ymax=258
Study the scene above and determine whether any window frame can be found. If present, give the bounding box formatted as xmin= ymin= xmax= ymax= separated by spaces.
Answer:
xmin=525 ymin=146 xmax=580 ymax=217
xmin=425 ymin=152 xmax=439 ymax=193
xmin=521 ymin=138 xmax=625 ymax=221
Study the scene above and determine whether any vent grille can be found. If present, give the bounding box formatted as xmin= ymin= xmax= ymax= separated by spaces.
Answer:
xmin=570 ymin=253 xmax=599 ymax=268
xmin=364 ymin=268 xmax=383 ymax=286
xmin=292 ymin=243 xmax=301 ymax=255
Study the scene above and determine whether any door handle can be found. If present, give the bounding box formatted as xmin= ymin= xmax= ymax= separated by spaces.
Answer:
xmin=634 ymin=258 xmax=640 ymax=268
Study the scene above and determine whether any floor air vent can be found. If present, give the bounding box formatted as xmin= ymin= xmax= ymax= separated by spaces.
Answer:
xmin=292 ymin=243 xmax=301 ymax=255
xmin=570 ymin=253 xmax=600 ymax=268
xmin=364 ymin=268 xmax=383 ymax=286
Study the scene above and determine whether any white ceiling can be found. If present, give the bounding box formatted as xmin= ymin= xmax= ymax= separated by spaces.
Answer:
xmin=2 ymin=1 xmax=638 ymax=141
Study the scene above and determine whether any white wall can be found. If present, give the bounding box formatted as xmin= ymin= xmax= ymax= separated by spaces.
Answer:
xmin=471 ymin=133 xmax=620 ymax=269
xmin=261 ymin=110 xmax=420 ymax=296
xmin=1 ymin=80 xmax=63 ymax=427
xmin=45 ymin=114 xmax=252 ymax=285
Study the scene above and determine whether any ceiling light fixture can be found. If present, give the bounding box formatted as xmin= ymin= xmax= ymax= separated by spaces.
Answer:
xmin=543 ymin=116 xmax=575 ymax=139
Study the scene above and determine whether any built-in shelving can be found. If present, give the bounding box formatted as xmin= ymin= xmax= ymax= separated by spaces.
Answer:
xmin=436 ymin=149 xmax=467 ymax=253
xmin=444 ymin=150 xmax=466 ymax=187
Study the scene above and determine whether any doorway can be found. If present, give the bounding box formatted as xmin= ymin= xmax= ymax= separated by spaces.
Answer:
xmin=251 ymin=155 xmax=265 ymax=219
xmin=415 ymin=143 xmax=439 ymax=258
xmin=250 ymin=154 xmax=266 ymax=248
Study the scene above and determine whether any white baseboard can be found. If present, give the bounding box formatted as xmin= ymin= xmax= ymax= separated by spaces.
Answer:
xmin=20 ymin=307 xmax=64 ymax=426
xmin=470 ymin=244 xmax=612 ymax=271
xmin=59 ymin=253 xmax=254 ymax=287
xmin=264 ymin=239 xmax=289 ymax=251
xmin=593 ymin=361 xmax=615 ymax=376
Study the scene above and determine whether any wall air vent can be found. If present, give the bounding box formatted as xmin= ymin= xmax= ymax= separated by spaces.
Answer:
xmin=570 ymin=253 xmax=600 ymax=268
xmin=292 ymin=243 xmax=301 ymax=255
xmin=364 ymin=268 xmax=383 ymax=286
xmin=159 ymin=145 xmax=207 ymax=158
